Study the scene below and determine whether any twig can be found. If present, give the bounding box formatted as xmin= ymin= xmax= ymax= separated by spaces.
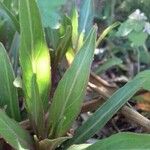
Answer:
xmin=81 ymin=97 xmax=105 ymax=113
xmin=121 ymin=106 xmax=150 ymax=132
xmin=88 ymin=72 xmax=150 ymax=132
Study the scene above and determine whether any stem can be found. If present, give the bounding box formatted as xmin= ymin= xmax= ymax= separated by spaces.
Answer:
xmin=110 ymin=0 xmax=116 ymax=24
xmin=135 ymin=47 xmax=140 ymax=73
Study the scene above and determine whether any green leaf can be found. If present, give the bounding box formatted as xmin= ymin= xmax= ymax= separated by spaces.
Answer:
xmin=54 ymin=15 xmax=72 ymax=64
xmin=37 ymin=136 xmax=70 ymax=150
xmin=0 ymin=110 xmax=34 ymax=150
xmin=29 ymin=74 xmax=45 ymax=138
xmin=79 ymin=0 xmax=94 ymax=36
xmin=3 ymin=0 xmax=11 ymax=10
xmin=128 ymin=31 xmax=148 ymax=47
xmin=95 ymin=57 xmax=122 ymax=74
xmin=0 ymin=43 xmax=20 ymax=121
xmin=9 ymin=32 xmax=20 ymax=75
xmin=48 ymin=28 xmax=96 ymax=138
xmin=37 ymin=0 xmax=66 ymax=29
xmin=86 ymin=132 xmax=150 ymax=150
xmin=116 ymin=19 xmax=144 ymax=37
xmin=55 ymin=25 xmax=72 ymax=63
xmin=71 ymin=7 xmax=78 ymax=49
xmin=139 ymin=70 xmax=150 ymax=91
xmin=65 ymin=70 xmax=150 ymax=145
xmin=45 ymin=27 xmax=60 ymax=51
xmin=67 ymin=144 xmax=90 ymax=150
xmin=19 ymin=0 xmax=51 ymax=111
xmin=0 ymin=7 xmax=16 ymax=49
xmin=0 ymin=1 xmax=20 ymax=32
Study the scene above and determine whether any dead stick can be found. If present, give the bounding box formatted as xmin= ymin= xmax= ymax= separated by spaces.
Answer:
xmin=88 ymin=72 xmax=150 ymax=132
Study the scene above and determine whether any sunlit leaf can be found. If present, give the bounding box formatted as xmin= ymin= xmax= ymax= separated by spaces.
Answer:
xmin=19 ymin=0 xmax=51 ymax=111
xmin=48 ymin=28 xmax=96 ymax=138
xmin=67 ymin=144 xmax=90 ymax=150
xmin=71 ymin=7 xmax=78 ymax=49
xmin=0 ymin=43 xmax=20 ymax=121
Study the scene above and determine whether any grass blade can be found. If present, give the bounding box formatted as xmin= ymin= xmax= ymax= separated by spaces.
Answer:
xmin=48 ymin=28 xmax=96 ymax=138
xmin=79 ymin=0 xmax=94 ymax=36
xmin=0 ymin=110 xmax=34 ymax=150
xmin=65 ymin=70 xmax=150 ymax=145
xmin=0 ymin=43 xmax=20 ymax=121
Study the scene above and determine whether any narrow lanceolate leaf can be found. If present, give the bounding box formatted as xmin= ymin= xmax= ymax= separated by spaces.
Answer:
xmin=79 ymin=0 xmax=94 ymax=36
xmin=48 ymin=28 xmax=96 ymax=138
xmin=71 ymin=7 xmax=79 ymax=49
xmin=55 ymin=26 xmax=72 ymax=64
xmin=0 ymin=110 xmax=34 ymax=150
xmin=19 ymin=0 xmax=51 ymax=111
xmin=0 ymin=1 xmax=20 ymax=32
xmin=86 ymin=133 xmax=150 ymax=150
xmin=29 ymin=74 xmax=45 ymax=138
xmin=0 ymin=43 xmax=20 ymax=121
xmin=65 ymin=70 xmax=150 ymax=145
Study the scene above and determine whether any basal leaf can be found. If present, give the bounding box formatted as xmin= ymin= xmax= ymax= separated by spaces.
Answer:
xmin=86 ymin=132 xmax=150 ymax=150
xmin=19 ymin=0 xmax=51 ymax=111
xmin=0 ymin=43 xmax=20 ymax=121
xmin=0 ymin=110 xmax=34 ymax=150
xmin=29 ymin=74 xmax=45 ymax=138
xmin=65 ymin=70 xmax=150 ymax=145
xmin=48 ymin=28 xmax=96 ymax=138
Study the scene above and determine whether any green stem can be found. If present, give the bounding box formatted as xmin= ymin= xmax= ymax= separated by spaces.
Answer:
xmin=110 ymin=0 xmax=117 ymax=24
xmin=135 ymin=47 xmax=140 ymax=73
